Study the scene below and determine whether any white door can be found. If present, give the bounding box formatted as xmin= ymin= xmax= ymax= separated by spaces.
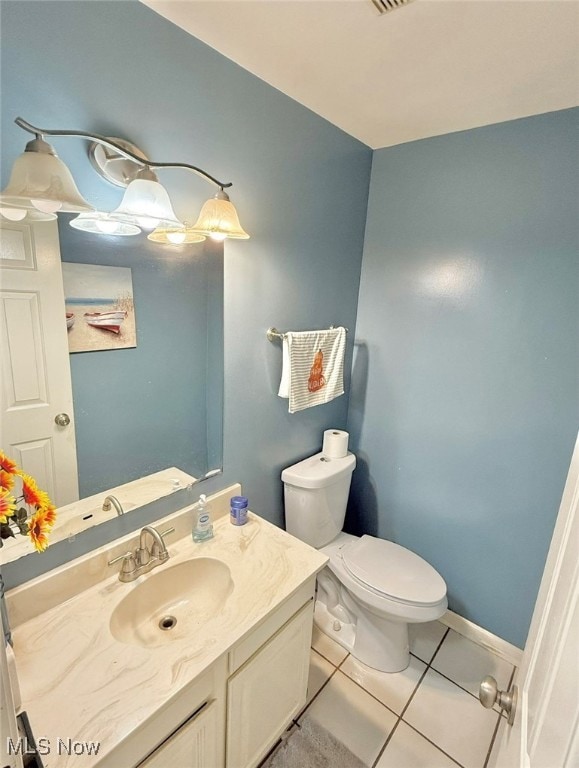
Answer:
xmin=491 ymin=433 xmax=579 ymax=768
xmin=0 ymin=220 xmax=79 ymax=506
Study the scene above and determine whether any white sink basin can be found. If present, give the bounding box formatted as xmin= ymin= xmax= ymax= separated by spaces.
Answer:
xmin=110 ymin=558 xmax=234 ymax=647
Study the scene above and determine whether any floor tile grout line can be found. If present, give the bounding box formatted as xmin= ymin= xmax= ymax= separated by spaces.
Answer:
xmin=427 ymin=626 xmax=450 ymax=668
xmin=311 ymin=638 xmax=349 ymax=669
xmin=329 ymin=661 xmax=409 ymax=720
xmin=311 ymin=629 xmax=503 ymax=768
xmin=311 ymin=645 xmax=342 ymax=670
xmin=427 ymin=663 xmax=512 ymax=716
xmin=428 ymin=665 xmax=498 ymax=704
xmin=371 ymin=715 xmax=402 ymax=768
xmin=410 ymin=650 xmax=431 ymax=665
xmin=295 ymin=661 xmax=339 ymax=722
xmin=426 ymin=624 xmax=515 ymax=709
xmin=398 ymin=660 xmax=431 ymax=721
xmin=336 ymin=652 xmax=350 ymax=671
xmin=483 ymin=711 xmax=503 ymax=768
xmin=308 ymin=628 xmax=505 ymax=768
xmin=399 ymin=719 xmax=466 ymax=768
xmin=370 ymin=655 xmax=434 ymax=767
xmin=312 ymin=644 xmax=413 ymax=768
xmin=428 ymin=628 xmax=516 ymax=706
xmin=308 ymin=627 xmax=490 ymax=768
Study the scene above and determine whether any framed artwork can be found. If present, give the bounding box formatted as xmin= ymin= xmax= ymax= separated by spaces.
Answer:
xmin=62 ymin=263 xmax=136 ymax=353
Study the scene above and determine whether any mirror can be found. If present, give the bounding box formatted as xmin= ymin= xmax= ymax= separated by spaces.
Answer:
xmin=0 ymin=215 xmax=223 ymax=564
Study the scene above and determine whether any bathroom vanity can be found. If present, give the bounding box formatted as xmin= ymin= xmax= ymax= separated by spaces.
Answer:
xmin=6 ymin=485 xmax=327 ymax=768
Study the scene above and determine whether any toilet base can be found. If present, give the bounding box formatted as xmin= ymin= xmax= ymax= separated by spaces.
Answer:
xmin=314 ymin=600 xmax=356 ymax=654
xmin=314 ymin=600 xmax=410 ymax=673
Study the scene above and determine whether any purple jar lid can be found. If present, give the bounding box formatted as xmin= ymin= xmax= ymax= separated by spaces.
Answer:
xmin=230 ymin=496 xmax=248 ymax=508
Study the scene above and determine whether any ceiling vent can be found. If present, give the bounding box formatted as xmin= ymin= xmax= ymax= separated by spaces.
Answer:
xmin=370 ymin=0 xmax=416 ymax=14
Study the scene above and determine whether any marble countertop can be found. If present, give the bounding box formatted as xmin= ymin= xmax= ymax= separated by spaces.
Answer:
xmin=0 ymin=467 xmax=197 ymax=565
xmin=10 ymin=508 xmax=327 ymax=768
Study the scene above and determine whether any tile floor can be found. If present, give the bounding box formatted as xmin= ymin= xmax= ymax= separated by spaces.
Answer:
xmin=261 ymin=620 xmax=516 ymax=768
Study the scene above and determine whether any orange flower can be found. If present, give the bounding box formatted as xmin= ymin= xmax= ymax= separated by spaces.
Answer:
xmin=0 ymin=489 xmax=17 ymax=524
xmin=0 ymin=470 xmax=14 ymax=491
xmin=0 ymin=451 xmax=17 ymax=475
xmin=19 ymin=472 xmax=51 ymax=509
xmin=42 ymin=504 xmax=57 ymax=528
xmin=27 ymin=508 xmax=51 ymax=552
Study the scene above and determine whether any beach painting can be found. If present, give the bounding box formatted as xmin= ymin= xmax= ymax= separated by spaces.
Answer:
xmin=62 ymin=263 xmax=136 ymax=353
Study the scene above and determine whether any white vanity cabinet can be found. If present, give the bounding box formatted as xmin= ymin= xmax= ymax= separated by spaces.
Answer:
xmin=138 ymin=701 xmax=222 ymax=768
xmin=226 ymin=599 xmax=314 ymax=768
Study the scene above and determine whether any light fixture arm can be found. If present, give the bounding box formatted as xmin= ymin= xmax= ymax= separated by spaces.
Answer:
xmin=14 ymin=117 xmax=232 ymax=190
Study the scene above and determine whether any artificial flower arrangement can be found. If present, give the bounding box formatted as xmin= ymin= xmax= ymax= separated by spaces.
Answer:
xmin=0 ymin=451 xmax=56 ymax=553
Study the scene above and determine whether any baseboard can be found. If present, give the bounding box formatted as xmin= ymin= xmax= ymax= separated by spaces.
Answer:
xmin=440 ymin=610 xmax=523 ymax=667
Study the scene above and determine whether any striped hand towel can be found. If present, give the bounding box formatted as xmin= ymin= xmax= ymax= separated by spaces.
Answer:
xmin=278 ymin=327 xmax=346 ymax=413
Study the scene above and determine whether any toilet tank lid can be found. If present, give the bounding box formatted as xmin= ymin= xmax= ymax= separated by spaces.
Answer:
xmin=282 ymin=452 xmax=356 ymax=489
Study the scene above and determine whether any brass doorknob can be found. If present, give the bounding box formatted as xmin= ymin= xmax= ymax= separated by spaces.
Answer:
xmin=54 ymin=413 xmax=71 ymax=427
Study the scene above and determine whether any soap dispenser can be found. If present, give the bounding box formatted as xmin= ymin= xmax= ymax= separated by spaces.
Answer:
xmin=193 ymin=494 xmax=213 ymax=542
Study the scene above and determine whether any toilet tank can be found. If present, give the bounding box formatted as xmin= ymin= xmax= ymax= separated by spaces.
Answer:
xmin=282 ymin=452 xmax=356 ymax=548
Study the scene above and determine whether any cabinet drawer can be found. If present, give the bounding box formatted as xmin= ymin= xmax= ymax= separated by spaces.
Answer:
xmin=226 ymin=600 xmax=314 ymax=768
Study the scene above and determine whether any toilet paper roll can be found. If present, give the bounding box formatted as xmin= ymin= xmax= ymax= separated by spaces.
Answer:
xmin=322 ymin=429 xmax=349 ymax=458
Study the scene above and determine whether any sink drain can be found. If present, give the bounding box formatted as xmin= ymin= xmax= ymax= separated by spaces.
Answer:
xmin=159 ymin=615 xmax=177 ymax=631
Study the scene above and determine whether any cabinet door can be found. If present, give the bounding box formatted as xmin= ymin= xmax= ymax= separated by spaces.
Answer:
xmin=226 ymin=600 xmax=313 ymax=768
xmin=138 ymin=701 xmax=221 ymax=768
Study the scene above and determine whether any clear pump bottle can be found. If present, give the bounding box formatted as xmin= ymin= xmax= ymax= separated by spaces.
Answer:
xmin=193 ymin=494 xmax=214 ymax=542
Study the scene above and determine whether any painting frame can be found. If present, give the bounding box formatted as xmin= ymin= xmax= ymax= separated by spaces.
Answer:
xmin=62 ymin=262 xmax=137 ymax=353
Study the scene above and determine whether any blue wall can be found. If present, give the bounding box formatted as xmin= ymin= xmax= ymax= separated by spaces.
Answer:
xmin=349 ymin=108 xmax=579 ymax=648
xmin=0 ymin=0 xmax=371 ymax=566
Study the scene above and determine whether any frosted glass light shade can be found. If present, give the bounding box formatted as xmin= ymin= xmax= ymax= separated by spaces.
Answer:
xmin=0 ymin=207 xmax=27 ymax=221
xmin=191 ymin=194 xmax=250 ymax=240
xmin=147 ymin=226 xmax=206 ymax=245
xmin=70 ymin=212 xmax=140 ymax=236
xmin=0 ymin=206 xmax=56 ymax=222
xmin=109 ymin=179 xmax=183 ymax=231
xmin=0 ymin=150 xmax=93 ymax=213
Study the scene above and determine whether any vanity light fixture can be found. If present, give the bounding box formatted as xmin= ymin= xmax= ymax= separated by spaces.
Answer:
xmin=0 ymin=132 xmax=93 ymax=215
xmin=108 ymin=170 xmax=183 ymax=232
xmin=0 ymin=117 xmax=250 ymax=242
xmin=69 ymin=211 xmax=141 ymax=237
xmin=147 ymin=225 xmax=206 ymax=245
xmin=191 ymin=189 xmax=250 ymax=241
xmin=0 ymin=206 xmax=57 ymax=222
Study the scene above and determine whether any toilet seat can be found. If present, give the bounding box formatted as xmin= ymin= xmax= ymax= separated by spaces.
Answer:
xmin=341 ymin=535 xmax=446 ymax=608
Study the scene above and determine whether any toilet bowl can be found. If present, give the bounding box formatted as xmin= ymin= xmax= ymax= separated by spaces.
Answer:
xmin=282 ymin=450 xmax=447 ymax=672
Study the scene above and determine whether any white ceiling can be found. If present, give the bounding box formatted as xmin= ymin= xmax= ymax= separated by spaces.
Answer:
xmin=143 ymin=0 xmax=579 ymax=149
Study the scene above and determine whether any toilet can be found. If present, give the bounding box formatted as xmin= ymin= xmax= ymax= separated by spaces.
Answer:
xmin=282 ymin=451 xmax=447 ymax=673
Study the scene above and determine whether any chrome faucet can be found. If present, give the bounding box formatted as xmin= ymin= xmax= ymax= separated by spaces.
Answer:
xmin=108 ymin=525 xmax=174 ymax=582
xmin=102 ymin=495 xmax=124 ymax=516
